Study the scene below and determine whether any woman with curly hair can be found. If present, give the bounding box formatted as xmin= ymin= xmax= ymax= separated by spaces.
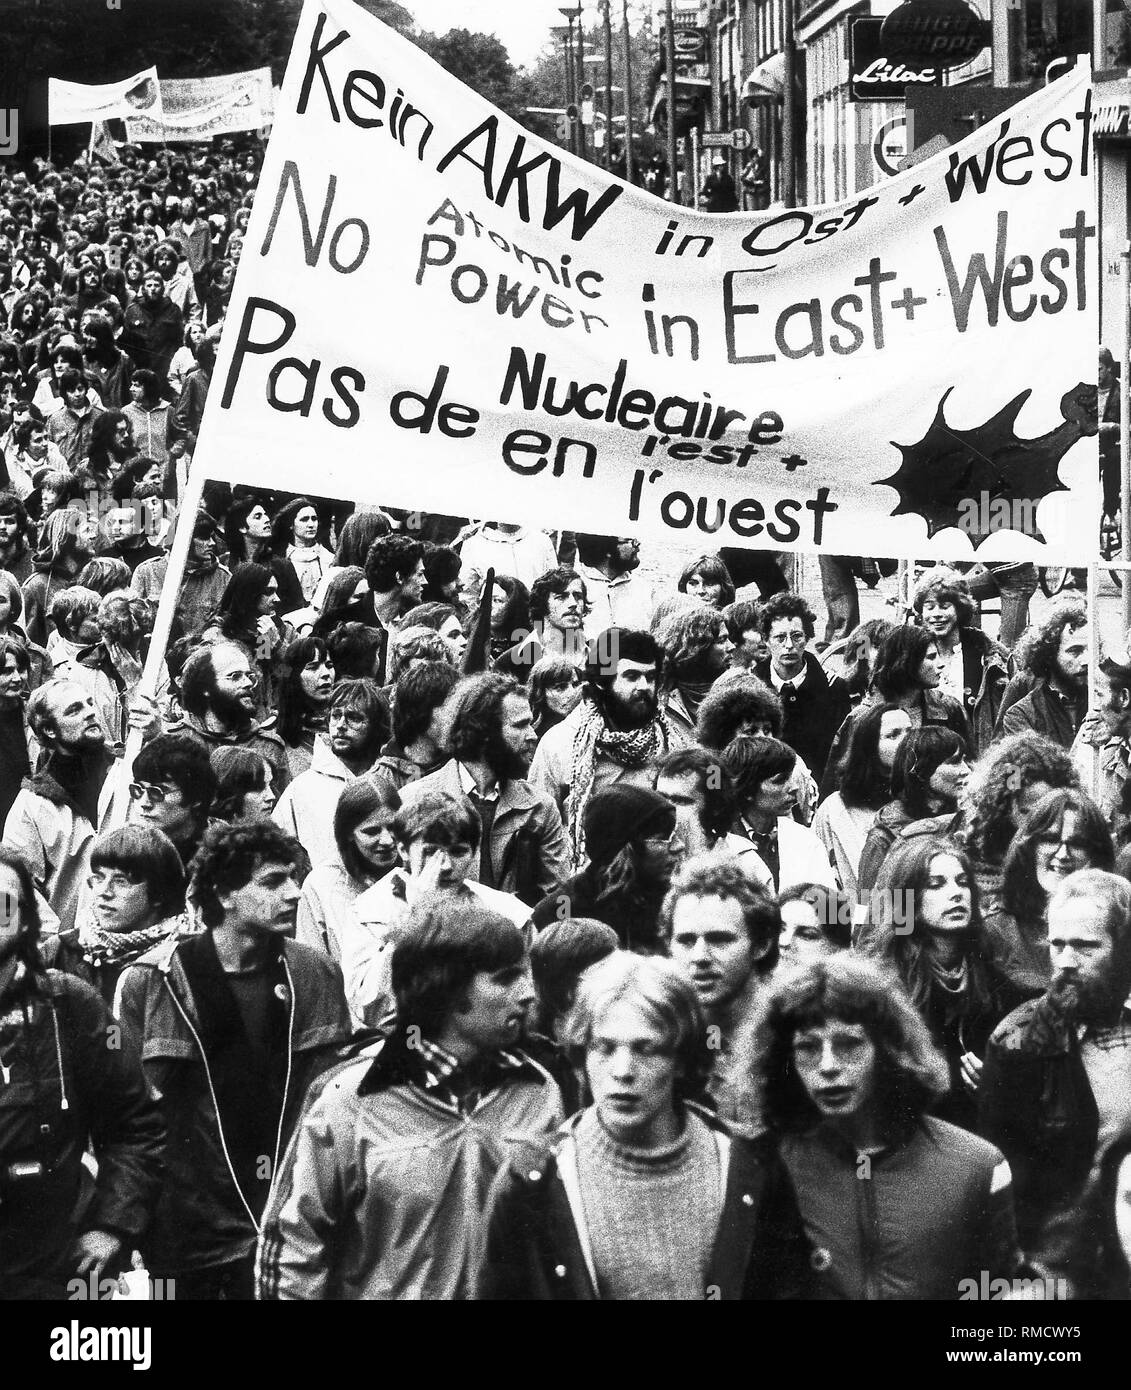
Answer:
xmin=911 ymin=567 xmax=1012 ymax=756
xmin=855 ymin=725 xmax=969 ymax=898
xmin=730 ymin=952 xmax=1023 ymax=1298
xmin=274 ymin=634 xmax=336 ymax=777
xmin=984 ymin=788 xmax=1114 ymax=1003
xmin=695 ymin=671 xmax=817 ymax=826
xmin=960 ymin=732 xmax=1079 ymax=915
xmin=860 ymin=835 xmax=1006 ymax=1131
xmin=812 ymin=703 xmax=911 ymax=902
xmin=677 ymin=552 xmax=735 ymax=610
xmin=656 ymin=605 xmax=735 ymax=740
xmin=695 ymin=671 xmax=782 ymax=746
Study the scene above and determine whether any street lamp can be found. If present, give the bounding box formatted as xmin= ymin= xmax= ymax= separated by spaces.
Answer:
xmin=597 ymin=0 xmax=614 ymax=171
xmin=560 ymin=5 xmax=583 ymax=158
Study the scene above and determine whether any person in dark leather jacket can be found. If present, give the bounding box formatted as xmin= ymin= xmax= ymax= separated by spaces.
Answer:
xmin=980 ymin=868 xmax=1131 ymax=1292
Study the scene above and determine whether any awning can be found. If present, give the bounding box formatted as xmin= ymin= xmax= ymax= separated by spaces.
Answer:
xmin=743 ymin=52 xmax=785 ymax=104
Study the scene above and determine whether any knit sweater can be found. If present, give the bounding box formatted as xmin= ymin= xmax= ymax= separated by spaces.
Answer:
xmin=573 ymin=1106 xmax=723 ymax=1300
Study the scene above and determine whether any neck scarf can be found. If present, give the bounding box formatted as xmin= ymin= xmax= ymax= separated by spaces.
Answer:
xmin=565 ymin=697 xmax=671 ymax=868
xmin=77 ymin=915 xmax=180 ymax=969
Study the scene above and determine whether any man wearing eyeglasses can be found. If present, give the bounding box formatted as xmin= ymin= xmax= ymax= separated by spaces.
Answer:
xmin=127 ymin=732 xmax=218 ymax=870
xmin=753 ymin=593 xmax=849 ymax=787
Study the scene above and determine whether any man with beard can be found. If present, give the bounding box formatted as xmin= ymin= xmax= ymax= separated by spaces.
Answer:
xmin=575 ymin=533 xmax=654 ymax=636
xmin=3 ymin=680 xmax=116 ymax=931
xmin=399 ymin=673 xmax=568 ymax=907
xmin=165 ymin=641 xmax=291 ymax=796
xmin=980 ymin=869 xmax=1131 ymax=1294
xmin=119 ymin=269 xmax=184 ymax=387
xmin=997 ymin=598 xmax=1088 ymax=749
xmin=529 ymin=629 xmax=672 ymax=870
xmin=117 ymin=820 xmax=351 ymax=1300
xmin=656 ymin=607 xmax=735 ymax=743
xmin=753 ymin=593 xmax=849 ymax=781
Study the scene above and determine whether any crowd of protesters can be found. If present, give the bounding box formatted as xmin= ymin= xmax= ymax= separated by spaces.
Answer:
xmin=3 ymin=141 xmax=1131 ymax=1304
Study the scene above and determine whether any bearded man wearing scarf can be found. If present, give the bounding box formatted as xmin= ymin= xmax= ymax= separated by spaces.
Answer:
xmin=528 ymin=628 xmax=672 ymax=871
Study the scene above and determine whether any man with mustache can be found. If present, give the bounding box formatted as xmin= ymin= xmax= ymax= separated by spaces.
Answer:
xmin=165 ymin=641 xmax=291 ymax=796
xmin=398 ymin=673 xmax=568 ymax=907
xmin=997 ymin=597 xmax=1088 ymax=750
xmin=529 ymin=628 xmax=672 ymax=870
xmin=980 ymin=869 xmax=1131 ymax=1295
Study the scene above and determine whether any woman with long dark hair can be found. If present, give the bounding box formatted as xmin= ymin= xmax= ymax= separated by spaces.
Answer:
xmin=223 ymin=494 xmax=275 ymax=566
xmin=823 ymin=625 xmax=971 ymax=784
xmin=311 ymin=566 xmax=368 ymax=639
xmin=856 ymin=726 xmax=969 ymax=897
xmin=205 ymin=562 xmax=292 ymax=713
xmin=296 ymin=777 xmax=401 ymax=964
xmin=862 ymin=835 xmax=1007 ymax=1131
xmin=275 ymin=634 xmax=336 ymax=777
xmin=812 ymin=702 xmax=911 ymax=901
xmin=208 ymin=746 xmax=279 ymax=823
xmin=75 ymin=409 xmax=136 ymax=497
xmin=986 ymin=788 xmax=1114 ymax=1003
xmin=271 ymin=496 xmax=334 ymax=606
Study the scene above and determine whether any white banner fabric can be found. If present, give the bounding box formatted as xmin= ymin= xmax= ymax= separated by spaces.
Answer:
xmin=192 ymin=0 xmax=1101 ymax=562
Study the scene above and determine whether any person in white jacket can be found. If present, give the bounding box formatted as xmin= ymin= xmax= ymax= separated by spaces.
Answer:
xmin=272 ymin=678 xmax=388 ymax=867
xmin=343 ymin=790 xmax=531 ymax=1029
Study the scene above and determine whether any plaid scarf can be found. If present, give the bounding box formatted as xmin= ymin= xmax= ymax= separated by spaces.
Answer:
xmin=566 ymin=697 xmax=671 ymax=868
xmin=77 ymin=914 xmax=185 ymax=969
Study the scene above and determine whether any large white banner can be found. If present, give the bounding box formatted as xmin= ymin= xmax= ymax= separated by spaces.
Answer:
xmin=189 ymin=0 xmax=1099 ymax=563
xmin=124 ymin=69 xmax=274 ymax=143
xmin=48 ymin=67 xmax=161 ymax=126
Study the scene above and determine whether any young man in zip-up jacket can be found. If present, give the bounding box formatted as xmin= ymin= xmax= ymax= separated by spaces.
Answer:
xmin=116 ymin=819 xmax=351 ymax=1300
xmin=256 ymin=898 xmax=563 ymax=1300
xmin=477 ymin=952 xmax=814 ymax=1300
